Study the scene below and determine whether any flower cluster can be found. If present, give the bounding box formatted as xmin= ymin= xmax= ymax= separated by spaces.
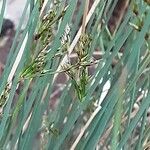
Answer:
xmin=20 ymin=5 xmax=69 ymax=79
xmin=62 ymin=34 xmax=92 ymax=101
xmin=20 ymin=47 xmax=50 ymax=79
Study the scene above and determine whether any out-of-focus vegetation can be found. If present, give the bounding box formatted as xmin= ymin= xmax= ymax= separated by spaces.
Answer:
xmin=0 ymin=0 xmax=150 ymax=149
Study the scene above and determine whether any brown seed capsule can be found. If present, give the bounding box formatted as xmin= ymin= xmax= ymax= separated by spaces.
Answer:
xmin=145 ymin=33 xmax=149 ymax=41
xmin=144 ymin=0 xmax=150 ymax=5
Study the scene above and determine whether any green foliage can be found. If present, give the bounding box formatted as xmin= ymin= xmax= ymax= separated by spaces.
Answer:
xmin=0 ymin=0 xmax=150 ymax=149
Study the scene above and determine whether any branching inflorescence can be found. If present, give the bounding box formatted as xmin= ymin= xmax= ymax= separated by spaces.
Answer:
xmin=19 ymin=1 xmax=96 ymax=102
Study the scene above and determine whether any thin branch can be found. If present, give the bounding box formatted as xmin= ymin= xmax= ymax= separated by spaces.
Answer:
xmin=40 ymin=0 xmax=49 ymax=17
xmin=70 ymin=105 xmax=101 ymax=150
xmin=82 ymin=0 xmax=89 ymax=34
